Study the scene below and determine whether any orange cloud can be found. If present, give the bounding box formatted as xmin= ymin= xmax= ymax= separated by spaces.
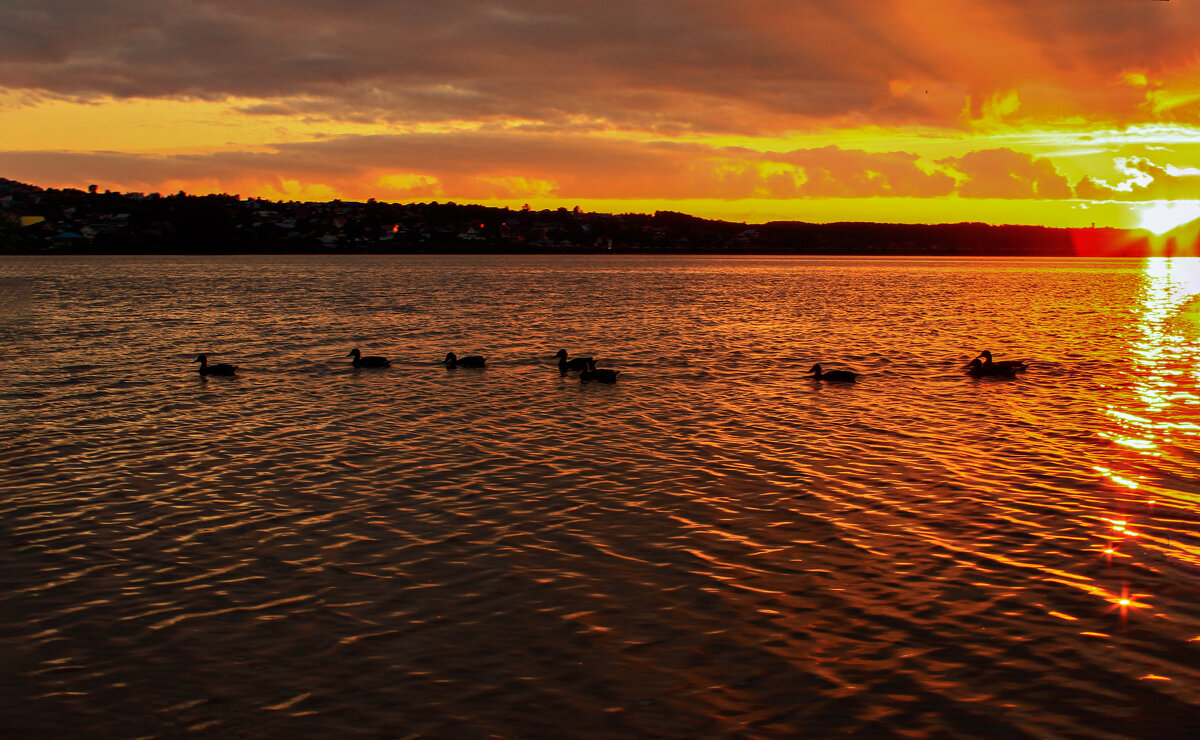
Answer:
xmin=3 ymin=135 xmax=1078 ymax=205
xmin=946 ymin=148 xmax=1074 ymax=199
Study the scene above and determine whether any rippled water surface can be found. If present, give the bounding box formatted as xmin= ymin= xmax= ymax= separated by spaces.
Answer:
xmin=2 ymin=254 xmax=1200 ymax=738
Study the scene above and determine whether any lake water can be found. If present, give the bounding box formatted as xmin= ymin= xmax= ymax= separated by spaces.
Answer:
xmin=2 ymin=254 xmax=1199 ymax=738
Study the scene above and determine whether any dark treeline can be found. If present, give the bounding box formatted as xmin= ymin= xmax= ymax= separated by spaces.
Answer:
xmin=1 ymin=176 xmax=1160 ymax=256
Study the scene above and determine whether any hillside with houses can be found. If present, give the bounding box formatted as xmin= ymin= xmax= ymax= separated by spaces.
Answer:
xmin=1 ymin=177 xmax=1155 ymax=257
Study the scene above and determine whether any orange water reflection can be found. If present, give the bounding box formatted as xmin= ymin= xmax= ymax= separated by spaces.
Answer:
xmin=1099 ymin=257 xmax=1200 ymax=576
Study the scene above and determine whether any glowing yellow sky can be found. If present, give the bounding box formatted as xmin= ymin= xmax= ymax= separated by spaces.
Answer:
xmin=2 ymin=1 xmax=1198 ymax=231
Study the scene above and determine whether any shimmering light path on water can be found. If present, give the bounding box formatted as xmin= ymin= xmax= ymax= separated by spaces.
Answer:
xmin=1 ymin=255 xmax=1199 ymax=738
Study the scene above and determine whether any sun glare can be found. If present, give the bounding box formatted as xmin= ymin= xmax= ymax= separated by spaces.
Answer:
xmin=1138 ymin=200 xmax=1200 ymax=236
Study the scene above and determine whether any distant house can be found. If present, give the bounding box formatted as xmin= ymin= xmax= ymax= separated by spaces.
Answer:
xmin=51 ymin=231 xmax=85 ymax=248
xmin=81 ymin=224 xmax=119 ymax=238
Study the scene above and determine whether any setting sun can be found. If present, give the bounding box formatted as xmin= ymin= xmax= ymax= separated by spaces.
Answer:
xmin=1138 ymin=200 xmax=1200 ymax=235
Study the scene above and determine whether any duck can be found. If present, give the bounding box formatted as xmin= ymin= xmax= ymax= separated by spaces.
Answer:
xmin=554 ymin=349 xmax=593 ymax=374
xmin=807 ymin=363 xmax=856 ymax=382
xmin=347 ymin=348 xmax=390 ymax=368
xmin=580 ymin=361 xmax=620 ymax=383
xmin=194 ymin=354 xmax=237 ymax=376
xmin=444 ymin=352 xmax=486 ymax=368
xmin=976 ymin=350 xmax=1027 ymax=373
xmin=966 ymin=358 xmax=1017 ymax=378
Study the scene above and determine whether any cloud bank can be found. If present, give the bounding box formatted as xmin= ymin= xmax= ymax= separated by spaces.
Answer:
xmin=0 ymin=134 xmax=1083 ymax=204
xmin=2 ymin=0 xmax=1194 ymax=131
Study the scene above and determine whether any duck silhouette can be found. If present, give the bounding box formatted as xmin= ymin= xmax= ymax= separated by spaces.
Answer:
xmin=976 ymin=350 xmax=1027 ymax=373
xmin=194 ymin=354 xmax=237 ymax=376
xmin=554 ymin=349 xmax=593 ymax=374
xmin=347 ymin=348 xmax=390 ymax=368
xmin=580 ymin=361 xmax=619 ymax=383
xmin=966 ymin=358 xmax=1017 ymax=378
xmin=445 ymin=352 xmax=486 ymax=368
xmin=808 ymin=363 xmax=856 ymax=382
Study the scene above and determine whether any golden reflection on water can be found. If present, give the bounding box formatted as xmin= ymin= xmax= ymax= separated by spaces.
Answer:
xmin=1102 ymin=258 xmax=1200 ymax=484
xmin=1099 ymin=257 xmax=1200 ymax=584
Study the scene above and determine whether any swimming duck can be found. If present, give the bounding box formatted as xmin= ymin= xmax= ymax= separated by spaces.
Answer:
xmin=808 ymin=363 xmax=856 ymax=382
xmin=445 ymin=352 xmax=486 ymax=368
xmin=554 ymin=349 xmax=593 ymax=374
xmin=193 ymin=354 xmax=237 ymax=376
xmin=966 ymin=358 xmax=1017 ymax=378
xmin=347 ymin=348 xmax=391 ymax=368
xmin=976 ymin=350 xmax=1027 ymax=373
xmin=580 ymin=362 xmax=620 ymax=383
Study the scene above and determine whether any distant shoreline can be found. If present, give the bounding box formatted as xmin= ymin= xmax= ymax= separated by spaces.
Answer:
xmin=2 ymin=176 xmax=1182 ymax=258
xmin=0 ymin=245 xmax=1167 ymax=258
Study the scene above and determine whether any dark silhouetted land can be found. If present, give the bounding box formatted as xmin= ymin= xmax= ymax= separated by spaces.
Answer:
xmin=1 ymin=177 xmax=1181 ymax=257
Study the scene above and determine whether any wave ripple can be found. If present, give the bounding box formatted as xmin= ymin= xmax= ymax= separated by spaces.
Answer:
xmin=2 ymin=255 xmax=1199 ymax=738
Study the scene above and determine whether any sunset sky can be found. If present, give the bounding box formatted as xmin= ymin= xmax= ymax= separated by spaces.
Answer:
xmin=2 ymin=0 xmax=1198 ymax=230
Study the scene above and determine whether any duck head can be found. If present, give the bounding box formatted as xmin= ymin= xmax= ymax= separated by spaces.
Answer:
xmin=347 ymin=348 xmax=361 ymax=359
xmin=807 ymin=363 xmax=822 ymax=375
xmin=193 ymin=354 xmax=207 ymax=364
xmin=445 ymin=352 xmax=458 ymax=364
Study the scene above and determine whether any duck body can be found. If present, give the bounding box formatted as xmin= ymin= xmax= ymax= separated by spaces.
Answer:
xmin=445 ymin=352 xmax=486 ymax=368
xmin=194 ymin=354 xmax=237 ymax=376
xmin=580 ymin=364 xmax=619 ymax=383
xmin=347 ymin=348 xmax=390 ymax=368
xmin=807 ymin=363 xmax=856 ymax=382
xmin=976 ymin=350 xmax=1027 ymax=373
xmin=966 ymin=358 xmax=1017 ymax=378
xmin=554 ymin=349 xmax=592 ymax=374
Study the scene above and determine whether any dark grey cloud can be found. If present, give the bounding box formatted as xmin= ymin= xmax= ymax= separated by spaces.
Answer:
xmin=3 ymin=1 xmax=1191 ymax=134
